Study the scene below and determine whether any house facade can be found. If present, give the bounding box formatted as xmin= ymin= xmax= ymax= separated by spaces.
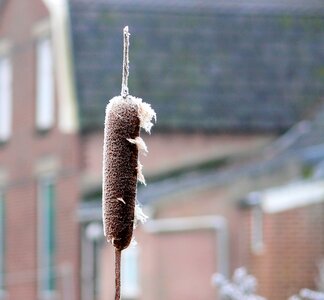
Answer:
xmin=0 ymin=0 xmax=80 ymax=299
xmin=1 ymin=0 xmax=324 ymax=300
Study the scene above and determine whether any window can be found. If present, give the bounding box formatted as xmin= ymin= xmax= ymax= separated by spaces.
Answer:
xmin=0 ymin=191 xmax=5 ymax=297
xmin=36 ymin=37 xmax=54 ymax=131
xmin=38 ymin=177 xmax=56 ymax=297
xmin=251 ymin=206 xmax=264 ymax=253
xmin=83 ymin=222 xmax=103 ymax=299
xmin=121 ymin=246 xmax=140 ymax=299
xmin=0 ymin=57 xmax=12 ymax=142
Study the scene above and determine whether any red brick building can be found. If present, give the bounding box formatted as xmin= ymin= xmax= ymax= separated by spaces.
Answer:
xmin=0 ymin=0 xmax=80 ymax=299
xmin=1 ymin=0 xmax=324 ymax=300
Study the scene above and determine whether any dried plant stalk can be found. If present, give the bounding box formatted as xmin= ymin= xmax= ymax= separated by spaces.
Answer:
xmin=102 ymin=26 xmax=156 ymax=300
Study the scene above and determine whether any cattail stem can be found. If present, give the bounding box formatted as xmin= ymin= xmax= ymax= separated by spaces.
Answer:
xmin=121 ymin=26 xmax=130 ymax=98
xmin=115 ymin=249 xmax=121 ymax=300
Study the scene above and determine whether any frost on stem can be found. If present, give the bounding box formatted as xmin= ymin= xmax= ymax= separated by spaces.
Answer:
xmin=137 ymin=160 xmax=146 ymax=185
xmin=121 ymin=26 xmax=130 ymax=98
xmin=134 ymin=203 xmax=148 ymax=228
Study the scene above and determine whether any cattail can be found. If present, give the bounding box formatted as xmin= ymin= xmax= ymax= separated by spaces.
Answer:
xmin=102 ymin=26 xmax=156 ymax=299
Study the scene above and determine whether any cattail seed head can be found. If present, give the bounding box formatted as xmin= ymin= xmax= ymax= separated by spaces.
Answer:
xmin=102 ymin=95 xmax=155 ymax=251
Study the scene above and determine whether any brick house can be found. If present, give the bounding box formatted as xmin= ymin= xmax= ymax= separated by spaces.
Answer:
xmin=1 ymin=0 xmax=324 ymax=300
xmin=0 ymin=0 xmax=80 ymax=299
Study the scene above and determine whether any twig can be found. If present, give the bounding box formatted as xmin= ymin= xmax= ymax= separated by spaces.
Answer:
xmin=115 ymin=249 xmax=121 ymax=300
xmin=121 ymin=26 xmax=130 ymax=98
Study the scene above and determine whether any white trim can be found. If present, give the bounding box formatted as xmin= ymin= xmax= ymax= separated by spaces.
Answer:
xmin=0 ymin=170 xmax=7 ymax=188
xmin=0 ymin=55 xmax=12 ymax=142
xmin=41 ymin=0 xmax=79 ymax=133
xmin=0 ymin=40 xmax=11 ymax=57
xmin=35 ymin=36 xmax=55 ymax=131
xmin=80 ymin=227 xmax=94 ymax=300
xmin=258 ymin=180 xmax=324 ymax=214
xmin=121 ymin=246 xmax=140 ymax=299
xmin=34 ymin=156 xmax=60 ymax=176
xmin=32 ymin=19 xmax=51 ymax=38
xmin=144 ymin=215 xmax=229 ymax=276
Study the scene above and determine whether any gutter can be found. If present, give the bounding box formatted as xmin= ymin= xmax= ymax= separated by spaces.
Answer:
xmin=243 ymin=179 xmax=324 ymax=214
xmin=144 ymin=215 xmax=229 ymax=276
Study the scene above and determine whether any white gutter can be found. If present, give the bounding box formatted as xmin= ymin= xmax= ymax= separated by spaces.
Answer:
xmin=41 ymin=0 xmax=79 ymax=133
xmin=144 ymin=215 xmax=229 ymax=276
xmin=249 ymin=180 xmax=324 ymax=214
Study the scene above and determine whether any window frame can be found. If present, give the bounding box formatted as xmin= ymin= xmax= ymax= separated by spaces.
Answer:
xmin=35 ymin=35 xmax=55 ymax=132
xmin=121 ymin=245 xmax=140 ymax=299
xmin=0 ymin=55 xmax=13 ymax=143
xmin=37 ymin=176 xmax=57 ymax=299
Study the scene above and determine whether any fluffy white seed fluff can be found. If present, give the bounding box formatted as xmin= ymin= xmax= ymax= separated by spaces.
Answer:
xmin=134 ymin=203 xmax=149 ymax=228
xmin=137 ymin=160 xmax=146 ymax=185
xmin=127 ymin=136 xmax=148 ymax=154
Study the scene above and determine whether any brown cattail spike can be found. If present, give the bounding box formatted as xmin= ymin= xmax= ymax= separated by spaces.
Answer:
xmin=103 ymin=95 xmax=140 ymax=250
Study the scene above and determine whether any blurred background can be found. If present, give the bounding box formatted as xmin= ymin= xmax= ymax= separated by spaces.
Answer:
xmin=0 ymin=0 xmax=324 ymax=299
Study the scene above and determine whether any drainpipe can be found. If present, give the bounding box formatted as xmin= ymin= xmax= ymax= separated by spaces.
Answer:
xmin=144 ymin=215 xmax=229 ymax=277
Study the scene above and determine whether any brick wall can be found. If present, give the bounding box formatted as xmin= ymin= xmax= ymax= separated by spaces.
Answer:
xmin=81 ymin=130 xmax=273 ymax=193
xmin=249 ymin=202 xmax=324 ymax=300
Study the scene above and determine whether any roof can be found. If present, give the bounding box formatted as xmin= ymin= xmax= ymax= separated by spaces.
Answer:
xmin=289 ymin=107 xmax=324 ymax=150
xmin=69 ymin=0 xmax=324 ymax=132
xmin=70 ymin=0 xmax=324 ymax=14
xmin=266 ymin=104 xmax=324 ymax=160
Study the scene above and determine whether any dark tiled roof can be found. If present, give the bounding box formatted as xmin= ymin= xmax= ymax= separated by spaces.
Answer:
xmin=70 ymin=0 xmax=324 ymax=14
xmin=69 ymin=0 xmax=324 ymax=132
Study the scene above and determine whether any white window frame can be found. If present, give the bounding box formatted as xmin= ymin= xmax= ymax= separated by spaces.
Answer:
xmin=121 ymin=246 xmax=140 ymax=299
xmin=0 ymin=56 xmax=12 ymax=142
xmin=35 ymin=36 xmax=55 ymax=131
xmin=251 ymin=206 xmax=264 ymax=254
